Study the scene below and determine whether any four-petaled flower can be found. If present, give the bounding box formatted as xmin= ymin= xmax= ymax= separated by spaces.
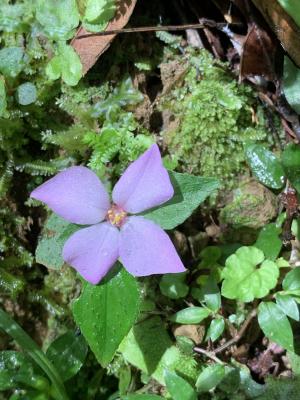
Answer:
xmin=31 ymin=144 xmax=186 ymax=284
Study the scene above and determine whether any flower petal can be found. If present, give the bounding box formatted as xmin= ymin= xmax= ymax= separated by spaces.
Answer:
xmin=119 ymin=216 xmax=185 ymax=276
xmin=112 ymin=144 xmax=174 ymax=213
xmin=31 ymin=166 xmax=110 ymax=225
xmin=63 ymin=222 xmax=119 ymax=284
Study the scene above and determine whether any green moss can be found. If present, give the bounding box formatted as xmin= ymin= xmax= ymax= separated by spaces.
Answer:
xmin=162 ymin=49 xmax=280 ymax=188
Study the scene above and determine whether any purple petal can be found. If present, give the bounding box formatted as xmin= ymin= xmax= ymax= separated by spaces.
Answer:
xmin=112 ymin=144 xmax=174 ymax=213
xmin=63 ymin=222 xmax=119 ymax=284
xmin=31 ymin=166 xmax=110 ymax=225
xmin=119 ymin=216 xmax=186 ymax=276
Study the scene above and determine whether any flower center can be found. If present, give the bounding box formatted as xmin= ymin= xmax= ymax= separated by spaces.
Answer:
xmin=106 ymin=204 xmax=127 ymax=227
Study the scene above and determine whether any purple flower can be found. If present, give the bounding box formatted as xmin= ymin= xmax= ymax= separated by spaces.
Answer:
xmin=31 ymin=144 xmax=186 ymax=284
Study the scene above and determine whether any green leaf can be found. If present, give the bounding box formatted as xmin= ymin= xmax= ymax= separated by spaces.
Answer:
xmin=16 ymin=83 xmax=37 ymax=106
xmin=281 ymin=143 xmax=300 ymax=193
xmin=36 ymin=0 xmax=79 ymax=40
xmin=164 ymin=370 xmax=197 ymax=400
xmin=255 ymin=223 xmax=282 ymax=261
xmin=83 ymin=0 xmax=116 ymax=33
xmin=221 ymin=246 xmax=279 ymax=302
xmin=275 ymin=293 xmax=299 ymax=321
xmin=206 ymin=318 xmax=225 ymax=342
xmin=244 ymin=143 xmax=285 ymax=189
xmin=119 ymin=316 xmax=198 ymax=384
xmin=0 ymin=3 xmax=26 ymax=33
xmin=142 ymin=172 xmax=219 ymax=230
xmin=159 ymin=272 xmax=188 ymax=299
xmin=0 ymin=76 xmax=7 ymax=117
xmin=278 ymin=1 xmax=300 ymax=29
xmin=36 ymin=213 xmax=80 ymax=270
xmin=258 ymin=302 xmax=294 ymax=352
xmin=170 ymin=307 xmax=211 ymax=324
xmin=0 ymin=47 xmax=25 ymax=78
xmin=202 ymin=274 xmax=221 ymax=312
xmin=283 ymin=268 xmax=300 ymax=292
xmin=72 ymin=266 xmax=140 ymax=366
xmin=46 ymin=331 xmax=88 ymax=381
xmin=196 ymin=364 xmax=225 ymax=393
xmin=0 ymin=351 xmax=36 ymax=390
xmin=0 ymin=309 xmax=68 ymax=400
xmin=283 ymin=56 xmax=300 ymax=113
xmin=46 ymin=44 xmax=82 ymax=86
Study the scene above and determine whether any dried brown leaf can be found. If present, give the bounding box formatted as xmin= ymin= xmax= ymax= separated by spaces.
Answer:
xmin=71 ymin=0 xmax=137 ymax=75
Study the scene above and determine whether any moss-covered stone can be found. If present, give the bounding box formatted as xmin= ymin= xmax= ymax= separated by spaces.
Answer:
xmin=220 ymin=180 xmax=278 ymax=229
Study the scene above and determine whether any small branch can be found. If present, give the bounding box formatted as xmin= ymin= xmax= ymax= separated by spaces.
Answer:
xmin=193 ymin=347 xmax=224 ymax=364
xmin=76 ymin=20 xmax=227 ymax=39
xmin=214 ymin=309 xmax=257 ymax=354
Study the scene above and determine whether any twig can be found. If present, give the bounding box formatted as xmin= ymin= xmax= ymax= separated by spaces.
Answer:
xmin=193 ymin=346 xmax=224 ymax=364
xmin=76 ymin=21 xmax=227 ymax=39
xmin=214 ymin=309 xmax=257 ymax=354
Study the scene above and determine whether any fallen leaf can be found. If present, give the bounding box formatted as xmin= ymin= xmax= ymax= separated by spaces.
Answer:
xmin=251 ymin=0 xmax=300 ymax=68
xmin=71 ymin=0 xmax=137 ymax=74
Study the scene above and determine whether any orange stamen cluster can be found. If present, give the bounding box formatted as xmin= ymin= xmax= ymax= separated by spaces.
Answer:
xmin=106 ymin=204 xmax=127 ymax=228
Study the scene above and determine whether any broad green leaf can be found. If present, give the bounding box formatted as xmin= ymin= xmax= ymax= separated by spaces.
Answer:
xmin=281 ymin=143 xmax=300 ymax=193
xmin=283 ymin=268 xmax=300 ymax=292
xmin=123 ymin=395 xmax=163 ymax=400
xmin=258 ymin=302 xmax=294 ymax=352
xmin=283 ymin=56 xmax=300 ymax=114
xmin=0 ymin=3 xmax=25 ymax=32
xmin=46 ymin=44 xmax=82 ymax=86
xmin=199 ymin=246 xmax=222 ymax=268
xmin=255 ymin=223 xmax=282 ymax=261
xmin=196 ymin=364 xmax=225 ymax=392
xmin=142 ymin=172 xmax=219 ymax=230
xmin=16 ymin=83 xmax=37 ymax=106
xmin=206 ymin=318 xmax=225 ymax=342
xmin=0 ymin=76 xmax=7 ymax=117
xmin=244 ymin=143 xmax=285 ymax=189
xmin=0 ymin=351 xmax=37 ymax=390
xmin=275 ymin=293 xmax=299 ymax=321
xmin=237 ymin=364 xmax=265 ymax=398
xmin=221 ymin=247 xmax=279 ymax=302
xmin=72 ymin=266 xmax=140 ymax=366
xmin=119 ymin=316 xmax=198 ymax=384
xmin=36 ymin=213 xmax=80 ymax=270
xmin=0 ymin=309 xmax=68 ymax=400
xmin=46 ymin=331 xmax=88 ymax=381
xmin=278 ymin=1 xmax=300 ymax=28
xmin=0 ymin=47 xmax=25 ymax=78
xmin=159 ymin=272 xmax=188 ymax=299
xmin=36 ymin=0 xmax=79 ymax=40
xmin=170 ymin=307 xmax=211 ymax=324
xmin=218 ymin=367 xmax=241 ymax=394
xmin=164 ymin=370 xmax=197 ymax=400
xmin=83 ymin=0 xmax=116 ymax=32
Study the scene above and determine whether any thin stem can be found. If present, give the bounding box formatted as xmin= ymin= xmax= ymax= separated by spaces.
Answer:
xmin=193 ymin=347 xmax=224 ymax=365
xmin=214 ymin=309 xmax=257 ymax=354
xmin=76 ymin=20 xmax=227 ymax=39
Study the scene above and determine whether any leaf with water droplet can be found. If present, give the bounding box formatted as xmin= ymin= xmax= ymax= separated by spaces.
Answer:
xmin=245 ymin=143 xmax=285 ymax=189
xmin=72 ymin=264 xmax=140 ymax=366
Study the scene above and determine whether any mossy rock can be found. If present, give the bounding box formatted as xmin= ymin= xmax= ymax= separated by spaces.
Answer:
xmin=220 ymin=181 xmax=278 ymax=229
